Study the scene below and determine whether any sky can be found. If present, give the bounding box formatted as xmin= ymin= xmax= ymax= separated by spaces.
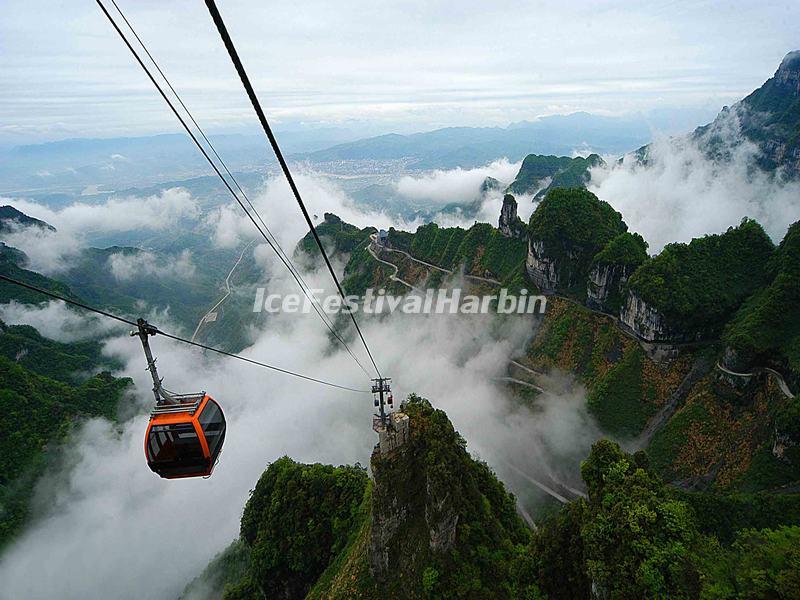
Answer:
xmin=1 ymin=0 xmax=798 ymax=145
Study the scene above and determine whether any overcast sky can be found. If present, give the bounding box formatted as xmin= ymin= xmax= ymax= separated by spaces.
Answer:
xmin=0 ymin=0 xmax=798 ymax=145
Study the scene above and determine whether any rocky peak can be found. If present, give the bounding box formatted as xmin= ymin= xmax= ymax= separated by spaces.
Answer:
xmin=498 ymin=193 xmax=524 ymax=238
xmin=775 ymin=50 xmax=800 ymax=93
xmin=480 ymin=176 xmax=501 ymax=194
xmin=367 ymin=397 xmax=528 ymax=592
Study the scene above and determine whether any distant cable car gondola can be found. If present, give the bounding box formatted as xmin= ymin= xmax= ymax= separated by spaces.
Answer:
xmin=132 ymin=318 xmax=226 ymax=479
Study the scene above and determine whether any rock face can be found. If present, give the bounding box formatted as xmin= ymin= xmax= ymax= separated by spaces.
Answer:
xmin=368 ymin=408 xmax=459 ymax=580
xmin=586 ymin=263 xmax=636 ymax=312
xmin=619 ymin=293 xmax=668 ymax=341
xmin=526 ymin=238 xmax=563 ymax=291
xmin=498 ymin=194 xmax=524 ymax=238
xmin=619 ymin=292 xmax=705 ymax=343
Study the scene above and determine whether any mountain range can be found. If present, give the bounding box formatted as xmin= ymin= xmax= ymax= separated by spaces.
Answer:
xmin=0 ymin=51 xmax=799 ymax=600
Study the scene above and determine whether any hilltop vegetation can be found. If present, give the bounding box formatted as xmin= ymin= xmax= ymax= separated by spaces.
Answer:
xmin=626 ymin=218 xmax=775 ymax=336
xmin=506 ymin=153 xmax=603 ymax=197
xmin=523 ymin=440 xmax=800 ymax=599
xmin=723 ymin=220 xmax=800 ymax=381
xmin=219 ymin=458 xmax=370 ymax=599
xmin=527 ymin=188 xmax=628 ymax=295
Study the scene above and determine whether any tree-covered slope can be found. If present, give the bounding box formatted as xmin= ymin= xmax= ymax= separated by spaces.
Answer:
xmin=0 ymin=243 xmax=80 ymax=304
xmin=626 ymin=218 xmax=775 ymax=337
xmin=723 ymin=220 xmax=800 ymax=382
xmin=0 ymin=205 xmax=55 ymax=234
xmin=506 ymin=153 xmax=604 ymax=196
xmin=521 ymin=439 xmax=800 ymax=599
xmin=220 ymin=457 xmax=370 ymax=600
xmin=0 ymin=328 xmax=131 ymax=547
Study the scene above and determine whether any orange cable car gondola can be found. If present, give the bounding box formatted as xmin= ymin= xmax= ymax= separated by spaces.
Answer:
xmin=144 ymin=392 xmax=226 ymax=479
xmin=133 ymin=318 xmax=226 ymax=479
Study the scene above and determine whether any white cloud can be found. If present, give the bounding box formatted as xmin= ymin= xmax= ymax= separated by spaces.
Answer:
xmin=1 ymin=189 xmax=200 ymax=273
xmin=0 ymin=256 xmax=599 ymax=599
xmin=4 ymin=188 xmax=199 ymax=234
xmin=206 ymin=169 xmax=400 ymax=253
xmin=0 ymin=221 xmax=83 ymax=274
xmin=394 ymin=158 xmax=520 ymax=204
xmin=589 ymin=124 xmax=800 ymax=252
xmin=0 ymin=300 xmax=120 ymax=343
xmin=108 ymin=249 xmax=196 ymax=282
xmin=1 ymin=0 xmax=797 ymax=142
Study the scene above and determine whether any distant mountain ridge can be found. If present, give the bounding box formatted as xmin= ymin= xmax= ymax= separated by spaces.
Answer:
xmin=299 ymin=113 xmax=654 ymax=169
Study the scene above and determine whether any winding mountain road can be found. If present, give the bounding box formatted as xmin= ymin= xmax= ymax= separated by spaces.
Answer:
xmin=494 ymin=376 xmax=545 ymax=393
xmin=366 ymin=242 xmax=422 ymax=292
xmin=368 ymin=235 xmax=502 ymax=286
xmin=716 ymin=361 xmax=795 ymax=399
xmin=191 ymin=240 xmax=254 ymax=343
xmin=503 ymin=461 xmax=587 ymax=504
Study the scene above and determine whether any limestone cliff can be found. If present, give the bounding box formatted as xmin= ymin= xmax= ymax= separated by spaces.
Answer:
xmin=586 ymin=232 xmax=649 ymax=313
xmin=526 ymin=188 xmax=627 ymax=296
xmin=586 ymin=263 xmax=631 ymax=311
xmin=498 ymin=193 xmax=525 ymax=238
xmin=619 ymin=291 xmax=689 ymax=342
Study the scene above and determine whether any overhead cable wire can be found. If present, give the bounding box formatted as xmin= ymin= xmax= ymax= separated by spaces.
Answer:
xmin=0 ymin=274 xmax=369 ymax=393
xmin=204 ymin=0 xmax=383 ymax=379
xmin=97 ymin=0 xmax=371 ymax=377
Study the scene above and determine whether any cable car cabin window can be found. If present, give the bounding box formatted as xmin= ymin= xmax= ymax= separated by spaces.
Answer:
xmin=147 ymin=423 xmax=205 ymax=469
xmin=198 ymin=398 xmax=225 ymax=458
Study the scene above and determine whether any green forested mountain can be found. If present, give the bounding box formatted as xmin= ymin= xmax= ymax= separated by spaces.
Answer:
xmin=0 ymin=322 xmax=130 ymax=547
xmin=0 ymin=205 xmax=55 ymax=234
xmin=506 ymin=153 xmax=604 ymax=197
xmin=626 ymin=218 xmax=775 ymax=337
xmin=188 ymin=402 xmax=800 ymax=599
xmin=723 ymin=220 xmax=800 ymax=383
xmin=0 ymin=243 xmax=79 ymax=304
xmin=702 ymin=50 xmax=800 ymax=178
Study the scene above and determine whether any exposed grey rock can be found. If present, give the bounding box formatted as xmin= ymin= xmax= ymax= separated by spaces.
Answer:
xmin=619 ymin=292 xmax=706 ymax=343
xmin=498 ymin=194 xmax=524 ymax=238
xmin=586 ymin=262 xmax=636 ymax=311
xmin=526 ymin=238 xmax=562 ymax=291
xmin=425 ymin=473 xmax=458 ymax=553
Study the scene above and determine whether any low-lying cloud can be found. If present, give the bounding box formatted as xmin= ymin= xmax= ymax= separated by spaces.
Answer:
xmin=589 ymin=124 xmax=800 ymax=252
xmin=108 ymin=249 xmax=195 ymax=282
xmin=394 ymin=158 xmax=520 ymax=205
xmin=207 ymin=170 xmax=408 ymax=251
xmin=0 ymin=259 xmax=599 ymax=599
xmin=1 ymin=189 xmax=200 ymax=274
xmin=0 ymin=300 xmax=120 ymax=343
xmin=5 ymin=188 xmax=199 ymax=234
